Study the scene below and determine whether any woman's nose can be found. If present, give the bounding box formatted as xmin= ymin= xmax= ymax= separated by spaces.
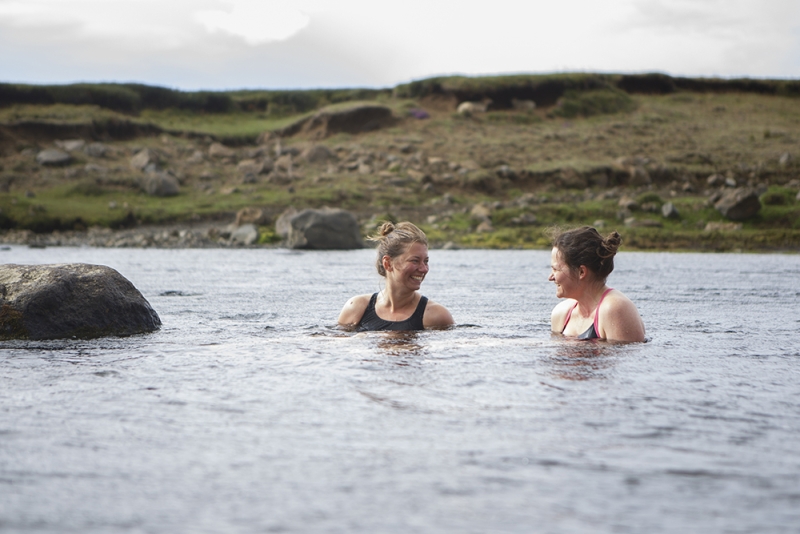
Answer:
xmin=548 ymin=273 xmax=554 ymax=281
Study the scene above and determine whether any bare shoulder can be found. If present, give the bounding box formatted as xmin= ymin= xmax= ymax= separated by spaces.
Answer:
xmin=338 ymin=293 xmax=372 ymax=327
xmin=551 ymin=299 xmax=576 ymax=332
xmin=598 ymin=290 xmax=645 ymax=342
xmin=423 ymin=299 xmax=454 ymax=329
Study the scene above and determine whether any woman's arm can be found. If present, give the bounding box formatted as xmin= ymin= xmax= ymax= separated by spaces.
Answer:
xmin=550 ymin=299 xmax=574 ymax=333
xmin=338 ymin=294 xmax=371 ymax=327
xmin=597 ymin=293 xmax=646 ymax=342
xmin=423 ymin=301 xmax=454 ymax=328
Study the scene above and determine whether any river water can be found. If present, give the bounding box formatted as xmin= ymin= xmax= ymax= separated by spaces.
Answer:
xmin=1 ymin=246 xmax=799 ymax=533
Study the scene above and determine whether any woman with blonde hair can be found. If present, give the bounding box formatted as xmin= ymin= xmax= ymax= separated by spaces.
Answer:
xmin=548 ymin=226 xmax=645 ymax=342
xmin=338 ymin=221 xmax=454 ymax=331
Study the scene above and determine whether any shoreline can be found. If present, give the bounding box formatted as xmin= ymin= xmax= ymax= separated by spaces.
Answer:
xmin=2 ymin=224 xmax=798 ymax=253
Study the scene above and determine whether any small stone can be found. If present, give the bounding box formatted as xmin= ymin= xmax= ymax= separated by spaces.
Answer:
xmin=470 ymin=204 xmax=492 ymax=218
xmin=661 ymin=202 xmax=680 ymax=219
xmin=142 ymin=172 xmax=180 ymax=197
xmin=84 ymin=142 xmax=109 ymax=158
xmin=36 ymin=149 xmax=71 ymax=166
xmin=230 ymin=224 xmax=259 ymax=246
xmin=476 ymin=220 xmax=494 ymax=233
xmin=208 ymin=142 xmax=236 ymax=159
xmin=55 ymin=139 xmax=85 ymax=151
xmin=130 ymin=149 xmax=156 ymax=171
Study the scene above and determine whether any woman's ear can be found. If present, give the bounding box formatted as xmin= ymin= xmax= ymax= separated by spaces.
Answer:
xmin=382 ymin=255 xmax=393 ymax=272
xmin=578 ymin=265 xmax=587 ymax=280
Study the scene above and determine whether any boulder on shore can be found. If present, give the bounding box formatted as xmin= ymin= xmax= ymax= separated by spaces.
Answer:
xmin=714 ymin=187 xmax=762 ymax=221
xmin=285 ymin=208 xmax=363 ymax=250
xmin=36 ymin=148 xmax=71 ymax=166
xmin=276 ymin=105 xmax=395 ymax=139
xmin=142 ymin=172 xmax=180 ymax=197
xmin=0 ymin=263 xmax=161 ymax=340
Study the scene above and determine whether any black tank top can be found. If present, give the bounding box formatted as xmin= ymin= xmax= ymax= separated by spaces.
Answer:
xmin=357 ymin=293 xmax=428 ymax=331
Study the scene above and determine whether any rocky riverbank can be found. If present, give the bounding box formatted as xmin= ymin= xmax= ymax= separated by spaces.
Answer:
xmin=2 ymin=83 xmax=799 ymax=251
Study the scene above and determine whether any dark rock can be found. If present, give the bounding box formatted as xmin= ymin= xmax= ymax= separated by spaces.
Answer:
xmin=142 ymin=172 xmax=180 ymax=197
xmin=714 ymin=187 xmax=762 ymax=221
xmin=0 ymin=263 xmax=161 ymax=340
xmin=36 ymin=148 xmax=71 ymax=166
xmin=286 ymin=208 xmax=363 ymax=250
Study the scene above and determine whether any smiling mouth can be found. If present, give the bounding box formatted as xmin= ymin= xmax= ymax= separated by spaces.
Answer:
xmin=411 ymin=275 xmax=424 ymax=282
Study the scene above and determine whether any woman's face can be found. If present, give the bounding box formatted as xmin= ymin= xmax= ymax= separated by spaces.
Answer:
xmin=549 ymin=247 xmax=578 ymax=299
xmin=385 ymin=242 xmax=429 ymax=291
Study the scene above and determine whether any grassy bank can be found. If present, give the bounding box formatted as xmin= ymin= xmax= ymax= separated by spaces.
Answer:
xmin=1 ymin=75 xmax=799 ymax=251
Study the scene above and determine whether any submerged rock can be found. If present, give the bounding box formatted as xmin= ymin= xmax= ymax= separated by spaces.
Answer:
xmin=0 ymin=263 xmax=161 ymax=340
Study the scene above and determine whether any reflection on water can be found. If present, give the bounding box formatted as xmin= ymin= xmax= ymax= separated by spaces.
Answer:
xmin=370 ymin=330 xmax=426 ymax=360
xmin=542 ymin=336 xmax=618 ymax=381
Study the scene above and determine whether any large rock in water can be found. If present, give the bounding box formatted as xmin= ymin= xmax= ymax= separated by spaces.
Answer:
xmin=286 ymin=208 xmax=363 ymax=250
xmin=0 ymin=263 xmax=161 ymax=340
xmin=714 ymin=187 xmax=762 ymax=221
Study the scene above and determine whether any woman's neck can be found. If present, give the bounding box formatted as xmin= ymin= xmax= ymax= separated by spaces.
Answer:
xmin=573 ymin=283 xmax=609 ymax=317
xmin=380 ymin=283 xmax=417 ymax=312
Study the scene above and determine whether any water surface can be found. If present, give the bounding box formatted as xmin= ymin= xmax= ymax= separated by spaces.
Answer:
xmin=2 ymin=247 xmax=799 ymax=533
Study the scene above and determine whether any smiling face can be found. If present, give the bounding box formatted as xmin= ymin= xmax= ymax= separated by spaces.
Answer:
xmin=549 ymin=247 xmax=579 ymax=299
xmin=385 ymin=241 xmax=429 ymax=291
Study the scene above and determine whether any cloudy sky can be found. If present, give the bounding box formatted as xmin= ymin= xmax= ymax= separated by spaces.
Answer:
xmin=1 ymin=0 xmax=798 ymax=91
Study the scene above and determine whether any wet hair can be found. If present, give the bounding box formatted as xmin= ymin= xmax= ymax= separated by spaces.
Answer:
xmin=548 ymin=226 xmax=621 ymax=281
xmin=369 ymin=221 xmax=428 ymax=277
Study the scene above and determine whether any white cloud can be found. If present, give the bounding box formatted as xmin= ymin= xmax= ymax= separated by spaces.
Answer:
xmin=0 ymin=0 xmax=797 ymax=89
xmin=194 ymin=1 xmax=311 ymax=45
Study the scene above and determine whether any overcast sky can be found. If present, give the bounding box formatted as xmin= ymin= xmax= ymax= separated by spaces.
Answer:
xmin=1 ymin=0 xmax=798 ymax=91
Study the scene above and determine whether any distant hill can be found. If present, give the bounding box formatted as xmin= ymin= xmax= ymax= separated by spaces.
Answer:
xmin=1 ymin=73 xmax=798 ymax=115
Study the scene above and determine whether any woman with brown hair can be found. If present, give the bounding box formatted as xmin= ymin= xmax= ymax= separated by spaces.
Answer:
xmin=338 ymin=221 xmax=454 ymax=331
xmin=549 ymin=226 xmax=645 ymax=342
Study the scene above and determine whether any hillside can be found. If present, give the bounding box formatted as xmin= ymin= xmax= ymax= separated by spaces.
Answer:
xmin=1 ymin=74 xmax=799 ymax=251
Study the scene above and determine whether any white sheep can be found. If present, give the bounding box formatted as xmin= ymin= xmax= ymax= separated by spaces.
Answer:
xmin=511 ymin=98 xmax=536 ymax=111
xmin=457 ymin=98 xmax=492 ymax=116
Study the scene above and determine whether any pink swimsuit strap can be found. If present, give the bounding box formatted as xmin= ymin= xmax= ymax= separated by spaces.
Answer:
xmin=562 ymin=288 xmax=614 ymax=334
